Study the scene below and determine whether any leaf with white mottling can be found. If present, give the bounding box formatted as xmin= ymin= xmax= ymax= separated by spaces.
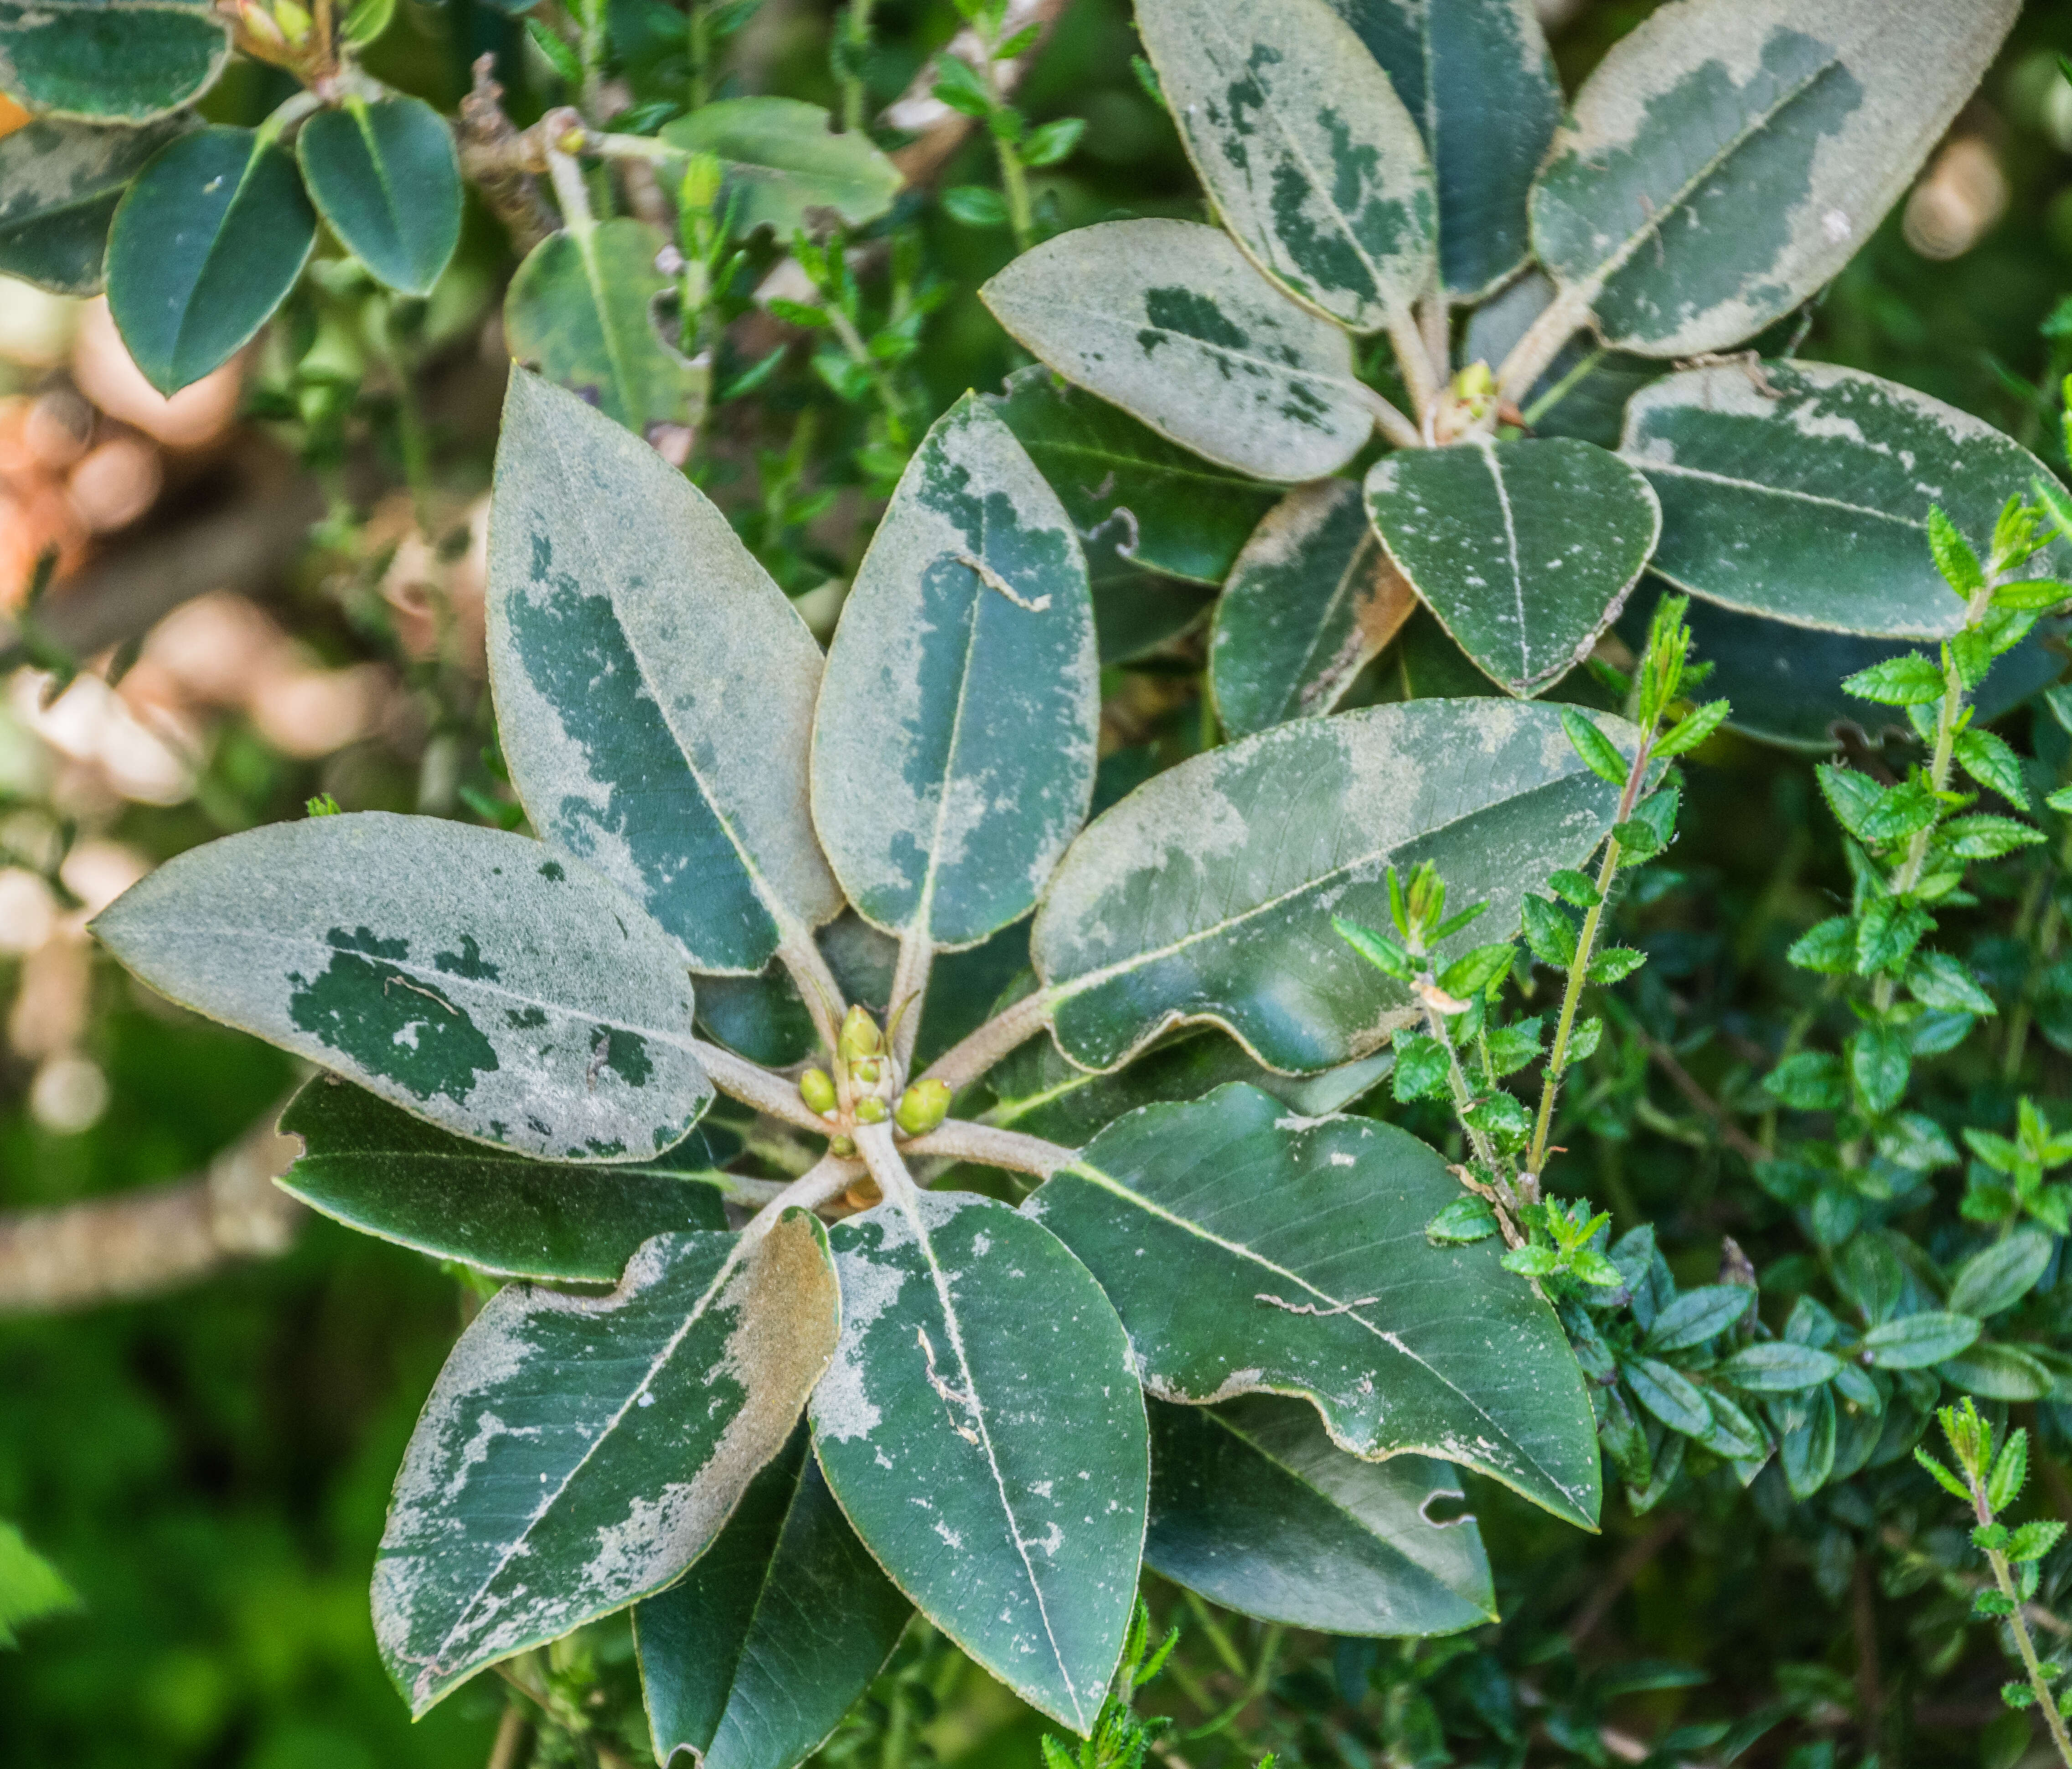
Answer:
xmin=635 ymin=1425 xmax=910 ymax=1769
xmin=489 ymin=371 xmax=842 ymax=973
xmin=811 ymin=394 xmax=1097 ymax=951
xmin=0 ymin=0 xmax=227 ymax=122
xmin=1138 ymin=0 xmax=1434 ymax=332
xmin=92 ymin=812 xmax=712 ymax=1161
xmin=0 ymin=114 xmax=191 ymax=295
xmin=1365 ymin=439 xmax=1661 ymax=697
xmin=988 ymin=365 xmax=1281 ymax=586
xmin=375 ymin=1215 xmax=841 ymax=1714
xmin=1529 ymin=0 xmax=2019 ymax=357
xmin=1030 ymin=1085 xmax=1599 ymax=1526
xmin=1030 ymin=701 xmax=1632 ymax=1074
xmin=1326 ymin=0 xmax=1560 ymax=300
xmin=809 ymin=1191 xmax=1147 ymax=1733
xmin=1210 ymin=480 xmax=1416 ymax=737
xmin=278 ymin=1078 xmax=737 ymax=1282
xmin=1622 ymin=361 xmax=2072 ymax=638
xmin=982 ymin=220 xmax=1376 ymax=482
xmin=1146 ymin=1395 xmax=1493 ymax=1635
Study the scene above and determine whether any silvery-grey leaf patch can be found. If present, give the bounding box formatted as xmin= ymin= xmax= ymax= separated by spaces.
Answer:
xmin=375 ymin=1215 xmax=840 ymax=1714
xmin=1137 ymin=0 xmax=1435 ymax=333
xmin=1529 ymin=0 xmax=2019 ymax=357
xmin=1031 ymin=700 xmax=1633 ymax=1074
xmin=981 ymin=219 xmax=1377 ymax=482
xmin=93 ymin=811 xmax=712 ymax=1160
xmin=489 ymin=370 xmax=842 ymax=974
xmin=811 ymin=393 xmax=1097 ymax=951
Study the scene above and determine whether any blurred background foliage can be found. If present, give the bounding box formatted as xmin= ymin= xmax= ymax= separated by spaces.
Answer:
xmin=5 ymin=1 xmax=2072 ymax=1765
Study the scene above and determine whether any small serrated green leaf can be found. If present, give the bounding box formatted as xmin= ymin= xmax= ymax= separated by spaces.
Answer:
xmin=1561 ymin=705 xmax=1630 ymax=786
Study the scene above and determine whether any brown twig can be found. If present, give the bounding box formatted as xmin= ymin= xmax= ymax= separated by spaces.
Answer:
xmin=1634 ymin=1029 xmax=1769 ymax=1167
xmin=456 ymin=55 xmax=558 ymax=253
xmin=1565 ymin=1511 xmax=1686 ymax=1649
xmin=0 ymin=1113 xmax=301 ymax=1314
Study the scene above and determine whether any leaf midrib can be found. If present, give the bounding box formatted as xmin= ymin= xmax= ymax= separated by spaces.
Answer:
xmin=1062 ymin=1156 xmax=1583 ymax=1510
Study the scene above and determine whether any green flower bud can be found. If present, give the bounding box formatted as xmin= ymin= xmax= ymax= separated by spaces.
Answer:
xmin=829 ymin=1134 xmax=856 ymax=1158
xmin=895 ymin=1078 xmax=952 ymax=1136
xmin=854 ymin=1096 xmax=889 ymax=1124
xmin=799 ymin=1068 xmax=837 ymax=1115
xmin=851 ymin=1057 xmax=881 ymax=1087
xmin=838 ymin=1005 xmax=883 ymax=1062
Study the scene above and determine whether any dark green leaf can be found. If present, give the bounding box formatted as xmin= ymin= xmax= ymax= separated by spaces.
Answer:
xmin=1859 ymin=1311 xmax=1982 ymax=1370
xmin=1719 ymin=1342 xmax=1841 ymax=1394
xmin=106 ymin=126 xmax=315 ymax=396
xmin=0 ymin=0 xmax=228 ymax=122
xmin=297 ymin=96 xmax=461 ymax=297
xmin=1426 ymin=1195 xmax=1500 ymax=1245
xmin=1643 ymin=1286 xmax=1754 ymax=1355
xmin=1032 ymin=1085 xmax=1602 ymax=1527
xmin=0 ymin=113 xmax=189 ymax=294
xmin=811 ymin=1190 xmax=1147 ymax=1733
xmin=634 ymin=1426 xmax=910 ymax=1769
xmin=1144 ymin=1395 xmax=1493 ymax=1635
xmin=1622 ymin=1358 xmax=1710 ymax=1437
xmin=1365 ymin=439 xmax=1660 ymax=698
xmin=1947 ymin=1230 xmax=2053 ymax=1320
xmin=278 ymin=1078 xmax=737 ymax=1281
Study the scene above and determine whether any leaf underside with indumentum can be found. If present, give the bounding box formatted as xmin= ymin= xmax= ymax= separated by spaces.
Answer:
xmin=1137 ymin=0 xmax=1434 ymax=333
xmin=0 ymin=113 xmax=191 ymax=294
xmin=1528 ymin=0 xmax=2019 ymax=357
xmin=811 ymin=393 xmax=1098 ymax=951
xmin=982 ymin=218 xmax=1375 ymax=483
xmin=375 ymin=1216 xmax=841 ymax=1715
xmin=1211 ymin=479 xmax=1417 ymax=737
xmin=634 ymin=1423 xmax=911 ymax=1769
xmin=1030 ymin=699 xmax=1632 ymax=1074
xmin=1622 ymin=360 xmax=2072 ymax=639
xmin=1029 ymin=1084 xmax=1601 ymax=1527
xmin=1145 ymin=1394 xmax=1494 ymax=1636
xmin=488 ymin=371 xmax=842 ymax=974
xmin=91 ymin=811 xmax=713 ymax=1160
xmin=809 ymin=1191 xmax=1147 ymax=1734
xmin=278 ymin=1078 xmax=737 ymax=1282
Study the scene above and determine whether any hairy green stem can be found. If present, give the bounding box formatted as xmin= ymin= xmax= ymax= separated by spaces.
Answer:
xmin=1986 ymin=1536 xmax=2072 ymax=1764
xmin=840 ymin=0 xmax=878 ymax=132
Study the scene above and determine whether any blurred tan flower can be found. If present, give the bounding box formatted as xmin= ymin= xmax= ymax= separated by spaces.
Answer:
xmin=71 ymin=298 xmax=241 ymax=452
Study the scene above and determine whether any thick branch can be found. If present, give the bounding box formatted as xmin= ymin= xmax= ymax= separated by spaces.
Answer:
xmin=0 ymin=1116 xmax=302 ymax=1314
xmin=918 ymin=987 xmax=1055 ymax=1096
xmin=905 ymin=1119 xmax=1074 ymax=1179
xmin=741 ymin=1150 xmax=865 ymax=1242
xmin=691 ymin=1038 xmax=830 ymax=1134
xmin=856 ymin=1120 xmax=924 ymax=1209
xmin=887 ymin=932 xmax=932 ymax=1073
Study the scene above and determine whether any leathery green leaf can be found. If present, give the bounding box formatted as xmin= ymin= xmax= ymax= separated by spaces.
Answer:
xmin=1137 ymin=0 xmax=1434 ymax=333
xmin=1029 ymin=1085 xmax=1601 ymax=1527
xmin=982 ymin=219 xmax=1377 ymax=483
xmin=1031 ymin=700 xmax=1632 ymax=1074
xmin=811 ymin=393 xmax=1097 ymax=950
xmin=1529 ymin=0 xmax=2019 ymax=357
xmin=986 ymin=1021 xmax=1391 ymax=1149
xmin=375 ymin=1216 xmax=841 ymax=1715
xmin=1146 ymin=1395 xmax=1493 ymax=1635
xmin=988 ymin=365 xmax=1281 ymax=586
xmin=1326 ymin=0 xmax=1560 ymax=301
xmin=810 ymin=1191 xmax=1147 ymax=1733
xmin=1364 ymin=438 xmax=1661 ymax=698
xmin=91 ymin=812 xmax=712 ymax=1161
xmin=505 ymin=216 xmax=700 ymax=438
xmin=1210 ymin=480 xmax=1417 ymax=738
xmin=0 ymin=114 xmax=191 ymax=295
xmin=661 ymin=97 xmax=901 ymax=237
xmin=1623 ymin=361 xmax=2072 ymax=639
xmin=635 ymin=1425 xmax=910 ymax=1769
xmin=297 ymin=96 xmax=462 ymax=298
xmin=488 ymin=372 xmax=842 ymax=973
xmin=277 ymin=1078 xmax=739 ymax=1283
xmin=0 ymin=0 xmax=227 ymax=123
xmin=105 ymin=126 xmax=315 ymax=395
